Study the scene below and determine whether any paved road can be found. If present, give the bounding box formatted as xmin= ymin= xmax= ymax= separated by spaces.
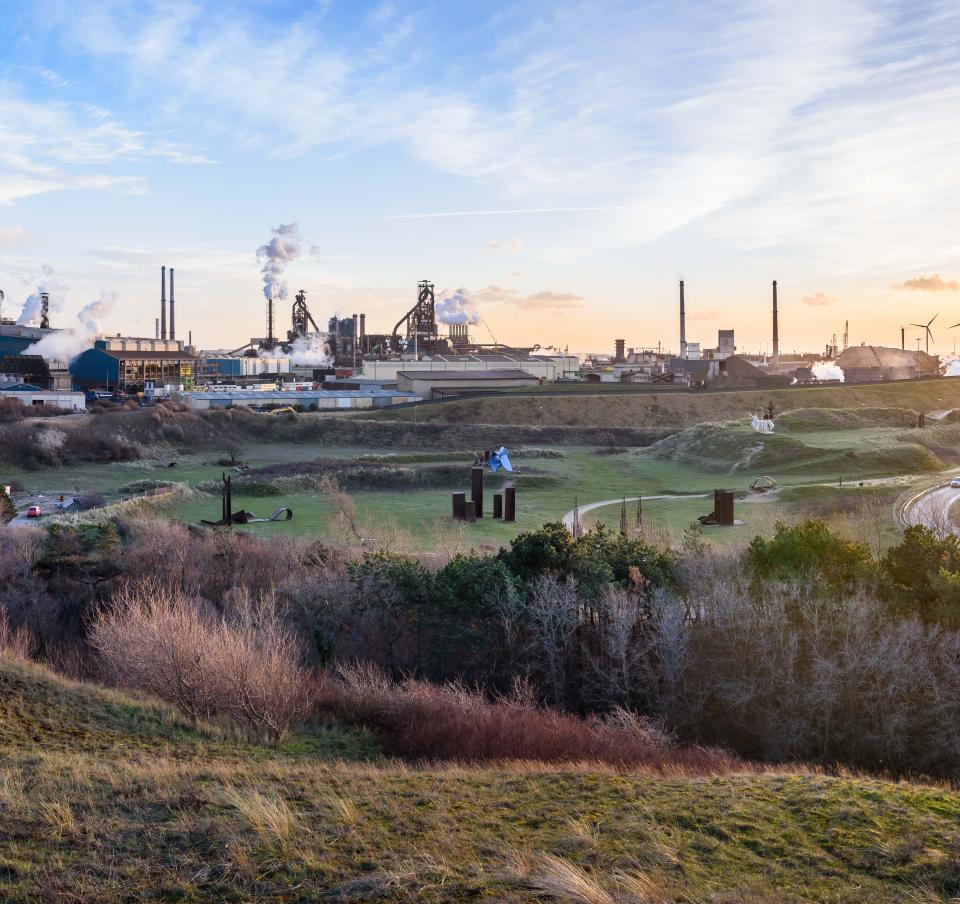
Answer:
xmin=900 ymin=483 xmax=960 ymax=535
xmin=562 ymin=494 xmax=710 ymax=530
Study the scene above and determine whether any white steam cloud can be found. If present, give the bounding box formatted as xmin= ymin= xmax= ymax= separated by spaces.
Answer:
xmin=812 ymin=361 xmax=845 ymax=382
xmin=21 ymin=292 xmax=116 ymax=363
xmin=17 ymin=264 xmax=67 ymax=326
xmin=436 ymin=287 xmax=480 ymax=325
xmin=257 ymin=223 xmax=301 ymax=301
xmin=288 ymin=333 xmax=333 ymax=367
xmin=942 ymin=357 xmax=960 ymax=377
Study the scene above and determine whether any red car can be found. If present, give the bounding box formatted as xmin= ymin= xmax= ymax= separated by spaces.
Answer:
xmin=25 ymin=505 xmax=42 ymax=518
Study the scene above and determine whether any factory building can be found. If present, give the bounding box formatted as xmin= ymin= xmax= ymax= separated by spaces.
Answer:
xmin=177 ymin=389 xmax=418 ymax=411
xmin=0 ymin=382 xmax=86 ymax=411
xmin=396 ymin=369 xmax=541 ymax=398
xmin=200 ymin=355 xmax=292 ymax=382
xmin=71 ymin=337 xmax=198 ymax=391
xmin=0 ymin=323 xmax=54 ymax=356
xmin=0 ymin=324 xmax=71 ymax=389
xmin=0 ymin=354 xmax=72 ymax=390
xmin=359 ymin=353 xmax=578 ymax=383
xmin=836 ymin=346 xmax=940 ymax=382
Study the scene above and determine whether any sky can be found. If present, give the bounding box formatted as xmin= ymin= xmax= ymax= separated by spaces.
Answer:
xmin=1 ymin=0 xmax=959 ymax=357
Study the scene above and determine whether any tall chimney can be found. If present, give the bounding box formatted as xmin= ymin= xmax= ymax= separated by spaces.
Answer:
xmin=155 ymin=318 xmax=160 ymax=340
xmin=352 ymin=313 xmax=359 ymax=363
xmin=160 ymin=266 xmax=167 ymax=340
xmin=359 ymin=312 xmax=366 ymax=341
xmin=169 ymin=267 xmax=176 ymax=341
xmin=901 ymin=326 xmax=905 ymax=350
xmin=772 ymin=280 xmax=779 ymax=364
xmin=679 ymin=280 xmax=687 ymax=359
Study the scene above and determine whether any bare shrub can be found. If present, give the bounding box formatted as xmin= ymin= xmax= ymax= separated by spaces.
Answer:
xmin=89 ymin=580 xmax=314 ymax=742
xmin=0 ymin=605 xmax=36 ymax=660
xmin=317 ymin=663 xmax=740 ymax=773
xmin=661 ymin=551 xmax=960 ymax=774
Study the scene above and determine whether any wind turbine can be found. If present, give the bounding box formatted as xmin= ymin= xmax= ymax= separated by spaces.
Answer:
xmin=910 ymin=314 xmax=938 ymax=354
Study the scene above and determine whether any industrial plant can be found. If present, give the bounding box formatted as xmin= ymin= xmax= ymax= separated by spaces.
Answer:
xmin=1 ymin=261 xmax=958 ymax=416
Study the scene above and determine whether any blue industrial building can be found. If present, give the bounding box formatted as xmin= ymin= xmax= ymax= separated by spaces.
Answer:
xmin=71 ymin=338 xmax=198 ymax=391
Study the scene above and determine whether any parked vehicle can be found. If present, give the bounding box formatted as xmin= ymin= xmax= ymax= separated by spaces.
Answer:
xmin=25 ymin=505 xmax=42 ymax=518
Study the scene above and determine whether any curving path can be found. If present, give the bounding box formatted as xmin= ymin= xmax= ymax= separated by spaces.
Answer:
xmin=562 ymin=494 xmax=710 ymax=530
xmin=899 ymin=483 xmax=960 ymax=536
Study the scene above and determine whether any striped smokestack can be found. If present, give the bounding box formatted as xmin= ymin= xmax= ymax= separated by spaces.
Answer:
xmin=772 ymin=280 xmax=779 ymax=363
xmin=679 ymin=280 xmax=687 ymax=359
xmin=160 ymin=266 xmax=167 ymax=340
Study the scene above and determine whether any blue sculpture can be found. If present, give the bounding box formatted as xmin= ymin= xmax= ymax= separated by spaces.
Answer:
xmin=490 ymin=447 xmax=512 ymax=473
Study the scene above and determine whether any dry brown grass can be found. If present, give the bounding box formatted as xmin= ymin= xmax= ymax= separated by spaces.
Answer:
xmin=317 ymin=664 xmax=745 ymax=774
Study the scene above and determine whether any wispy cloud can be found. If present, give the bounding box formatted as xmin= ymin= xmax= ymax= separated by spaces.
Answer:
xmin=687 ymin=308 xmax=722 ymax=321
xmin=37 ymin=0 xmax=960 ymax=272
xmin=893 ymin=274 xmax=960 ymax=292
xmin=487 ymin=238 xmax=524 ymax=253
xmin=0 ymin=225 xmax=39 ymax=248
xmin=0 ymin=82 xmax=212 ymax=204
xmin=802 ymin=292 xmax=839 ymax=306
xmin=474 ymin=285 xmax=584 ymax=310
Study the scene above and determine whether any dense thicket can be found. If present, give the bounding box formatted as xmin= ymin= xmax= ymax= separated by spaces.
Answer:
xmin=2 ymin=515 xmax=960 ymax=775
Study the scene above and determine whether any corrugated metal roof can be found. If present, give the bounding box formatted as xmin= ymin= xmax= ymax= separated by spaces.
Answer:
xmin=104 ymin=350 xmax=200 ymax=361
xmin=182 ymin=389 xmax=417 ymax=401
xmin=398 ymin=369 xmax=537 ymax=381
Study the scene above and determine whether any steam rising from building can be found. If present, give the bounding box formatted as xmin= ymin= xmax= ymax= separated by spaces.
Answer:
xmin=288 ymin=333 xmax=333 ymax=366
xmin=257 ymin=223 xmax=301 ymax=301
xmin=436 ymin=288 xmax=480 ymax=325
xmin=812 ymin=361 xmax=845 ymax=382
xmin=21 ymin=292 xmax=116 ymax=362
xmin=17 ymin=265 xmax=66 ymax=326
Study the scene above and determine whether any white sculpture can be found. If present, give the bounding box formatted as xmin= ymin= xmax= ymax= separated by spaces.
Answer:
xmin=750 ymin=413 xmax=775 ymax=434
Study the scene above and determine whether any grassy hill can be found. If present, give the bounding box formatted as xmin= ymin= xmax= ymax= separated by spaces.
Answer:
xmin=640 ymin=421 xmax=944 ymax=476
xmin=369 ymin=378 xmax=960 ymax=429
xmin=3 ymin=653 xmax=960 ymax=902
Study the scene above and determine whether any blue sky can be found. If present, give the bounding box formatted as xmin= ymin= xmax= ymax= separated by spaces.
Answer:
xmin=1 ymin=0 xmax=959 ymax=354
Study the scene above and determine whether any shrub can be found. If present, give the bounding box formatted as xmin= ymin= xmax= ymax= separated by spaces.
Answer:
xmin=317 ymin=664 xmax=741 ymax=773
xmin=0 ymin=486 xmax=15 ymax=524
xmin=661 ymin=552 xmax=960 ymax=776
xmin=88 ymin=581 xmax=313 ymax=743
xmin=744 ymin=519 xmax=873 ymax=596
xmin=500 ymin=522 xmax=675 ymax=600
xmin=881 ymin=525 xmax=960 ymax=625
xmin=0 ymin=605 xmax=36 ymax=660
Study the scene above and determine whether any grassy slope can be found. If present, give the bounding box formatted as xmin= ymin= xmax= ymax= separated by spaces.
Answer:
xmin=369 ymin=378 xmax=960 ymax=428
xmin=2 ymin=655 xmax=960 ymax=903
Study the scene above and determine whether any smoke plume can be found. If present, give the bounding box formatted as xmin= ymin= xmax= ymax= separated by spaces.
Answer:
xmin=257 ymin=223 xmax=301 ymax=301
xmin=17 ymin=264 xmax=67 ymax=326
xmin=436 ymin=288 xmax=480 ymax=325
xmin=21 ymin=292 xmax=115 ymax=363
xmin=942 ymin=357 xmax=960 ymax=377
xmin=812 ymin=361 xmax=845 ymax=382
xmin=288 ymin=333 xmax=333 ymax=367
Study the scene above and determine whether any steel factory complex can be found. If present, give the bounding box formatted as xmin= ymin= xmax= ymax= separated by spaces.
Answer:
xmin=0 ymin=269 xmax=953 ymax=414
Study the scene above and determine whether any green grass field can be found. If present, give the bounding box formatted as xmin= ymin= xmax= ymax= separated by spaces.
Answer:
xmin=9 ymin=381 xmax=960 ymax=549
xmin=5 ymin=422 xmax=944 ymax=549
xmin=3 ymin=653 xmax=960 ymax=903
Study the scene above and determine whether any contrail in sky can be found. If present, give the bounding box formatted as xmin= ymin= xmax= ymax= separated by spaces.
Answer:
xmin=387 ymin=206 xmax=633 ymax=220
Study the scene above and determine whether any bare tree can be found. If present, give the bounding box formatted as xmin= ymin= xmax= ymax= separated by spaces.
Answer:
xmin=526 ymin=575 xmax=580 ymax=705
